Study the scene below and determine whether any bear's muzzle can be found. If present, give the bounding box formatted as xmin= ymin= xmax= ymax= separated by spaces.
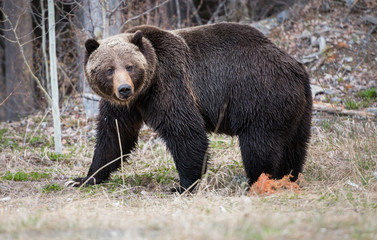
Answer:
xmin=117 ymin=84 xmax=133 ymax=99
xmin=113 ymin=70 xmax=134 ymax=101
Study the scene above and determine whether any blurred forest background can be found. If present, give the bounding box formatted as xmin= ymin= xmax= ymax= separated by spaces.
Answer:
xmin=0 ymin=0 xmax=376 ymax=122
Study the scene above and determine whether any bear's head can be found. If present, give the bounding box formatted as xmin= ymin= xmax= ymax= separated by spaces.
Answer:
xmin=84 ymin=31 xmax=156 ymax=105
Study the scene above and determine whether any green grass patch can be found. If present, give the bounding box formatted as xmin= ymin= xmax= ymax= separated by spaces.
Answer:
xmin=318 ymin=119 xmax=336 ymax=131
xmin=2 ymin=171 xmax=50 ymax=181
xmin=43 ymin=183 xmax=64 ymax=193
xmin=28 ymin=134 xmax=50 ymax=147
xmin=344 ymin=99 xmax=361 ymax=110
xmin=47 ymin=151 xmax=71 ymax=161
xmin=210 ymin=136 xmax=236 ymax=149
xmin=0 ymin=128 xmax=21 ymax=150
xmin=0 ymin=128 xmax=8 ymax=140
xmin=355 ymin=88 xmax=377 ymax=108
xmin=357 ymin=88 xmax=377 ymax=100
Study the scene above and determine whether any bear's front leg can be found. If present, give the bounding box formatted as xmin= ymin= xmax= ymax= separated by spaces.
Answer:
xmin=71 ymin=100 xmax=142 ymax=186
xmin=157 ymin=120 xmax=209 ymax=192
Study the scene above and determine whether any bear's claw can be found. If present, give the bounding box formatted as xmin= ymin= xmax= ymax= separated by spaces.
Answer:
xmin=64 ymin=180 xmax=81 ymax=188
xmin=64 ymin=177 xmax=97 ymax=188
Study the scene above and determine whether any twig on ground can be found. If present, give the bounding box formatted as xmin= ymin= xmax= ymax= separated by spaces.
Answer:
xmin=310 ymin=56 xmax=326 ymax=72
xmin=313 ymin=102 xmax=375 ymax=119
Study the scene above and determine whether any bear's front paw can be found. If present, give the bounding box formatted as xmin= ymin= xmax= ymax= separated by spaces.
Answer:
xmin=64 ymin=177 xmax=97 ymax=188
xmin=170 ymin=185 xmax=197 ymax=194
xmin=170 ymin=186 xmax=186 ymax=194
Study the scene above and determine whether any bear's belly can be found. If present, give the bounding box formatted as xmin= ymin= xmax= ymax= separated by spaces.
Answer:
xmin=202 ymin=111 xmax=235 ymax=136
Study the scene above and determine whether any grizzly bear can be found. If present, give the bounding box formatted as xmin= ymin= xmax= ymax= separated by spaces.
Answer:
xmin=71 ymin=23 xmax=312 ymax=192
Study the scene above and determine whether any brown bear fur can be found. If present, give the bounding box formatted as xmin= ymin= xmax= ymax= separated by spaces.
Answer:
xmin=73 ymin=23 xmax=312 ymax=192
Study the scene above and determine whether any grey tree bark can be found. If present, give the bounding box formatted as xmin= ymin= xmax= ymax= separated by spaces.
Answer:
xmin=1 ymin=0 xmax=35 ymax=121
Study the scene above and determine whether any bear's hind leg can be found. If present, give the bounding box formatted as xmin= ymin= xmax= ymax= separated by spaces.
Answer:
xmin=277 ymin=117 xmax=311 ymax=181
xmin=238 ymin=130 xmax=284 ymax=185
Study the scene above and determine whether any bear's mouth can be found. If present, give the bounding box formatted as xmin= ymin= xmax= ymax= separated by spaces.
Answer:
xmin=114 ymin=92 xmax=133 ymax=103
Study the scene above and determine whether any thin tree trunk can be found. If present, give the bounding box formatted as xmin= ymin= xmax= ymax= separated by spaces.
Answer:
xmin=175 ymin=0 xmax=181 ymax=28
xmin=41 ymin=0 xmax=50 ymax=95
xmin=48 ymin=0 xmax=62 ymax=153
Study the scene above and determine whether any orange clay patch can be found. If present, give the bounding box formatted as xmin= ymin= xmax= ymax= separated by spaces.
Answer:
xmin=248 ymin=173 xmax=303 ymax=196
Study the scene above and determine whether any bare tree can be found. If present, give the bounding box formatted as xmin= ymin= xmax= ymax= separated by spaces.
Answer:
xmin=48 ymin=0 xmax=62 ymax=153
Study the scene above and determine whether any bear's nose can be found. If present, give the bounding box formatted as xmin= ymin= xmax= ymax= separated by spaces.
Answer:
xmin=117 ymin=84 xmax=132 ymax=99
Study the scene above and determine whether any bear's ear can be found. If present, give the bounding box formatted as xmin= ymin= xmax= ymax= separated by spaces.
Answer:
xmin=85 ymin=39 xmax=100 ymax=55
xmin=131 ymin=30 xmax=143 ymax=48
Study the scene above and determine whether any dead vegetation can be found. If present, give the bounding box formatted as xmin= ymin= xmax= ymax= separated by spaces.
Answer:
xmin=0 ymin=97 xmax=376 ymax=239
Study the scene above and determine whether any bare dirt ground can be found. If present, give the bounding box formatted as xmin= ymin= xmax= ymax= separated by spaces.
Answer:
xmin=1 ymin=2 xmax=377 ymax=240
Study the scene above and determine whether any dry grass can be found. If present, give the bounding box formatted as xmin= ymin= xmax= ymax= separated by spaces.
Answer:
xmin=0 ymin=108 xmax=376 ymax=240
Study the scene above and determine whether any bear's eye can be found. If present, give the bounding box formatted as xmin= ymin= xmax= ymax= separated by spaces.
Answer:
xmin=106 ymin=68 xmax=114 ymax=76
xmin=126 ymin=65 xmax=133 ymax=72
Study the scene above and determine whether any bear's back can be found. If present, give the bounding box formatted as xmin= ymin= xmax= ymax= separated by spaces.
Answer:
xmin=172 ymin=23 xmax=306 ymax=90
xmin=173 ymin=22 xmax=271 ymax=49
xmin=173 ymin=23 xmax=311 ymax=135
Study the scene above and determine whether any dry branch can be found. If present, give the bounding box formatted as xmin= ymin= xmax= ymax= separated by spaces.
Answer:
xmin=0 ymin=81 xmax=22 ymax=107
xmin=207 ymin=0 xmax=226 ymax=24
xmin=313 ymin=101 xmax=375 ymax=119
xmin=119 ymin=0 xmax=171 ymax=31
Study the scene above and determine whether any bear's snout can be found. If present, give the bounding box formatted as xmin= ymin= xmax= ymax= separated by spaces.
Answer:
xmin=113 ymin=70 xmax=134 ymax=102
xmin=117 ymin=84 xmax=133 ymax=99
